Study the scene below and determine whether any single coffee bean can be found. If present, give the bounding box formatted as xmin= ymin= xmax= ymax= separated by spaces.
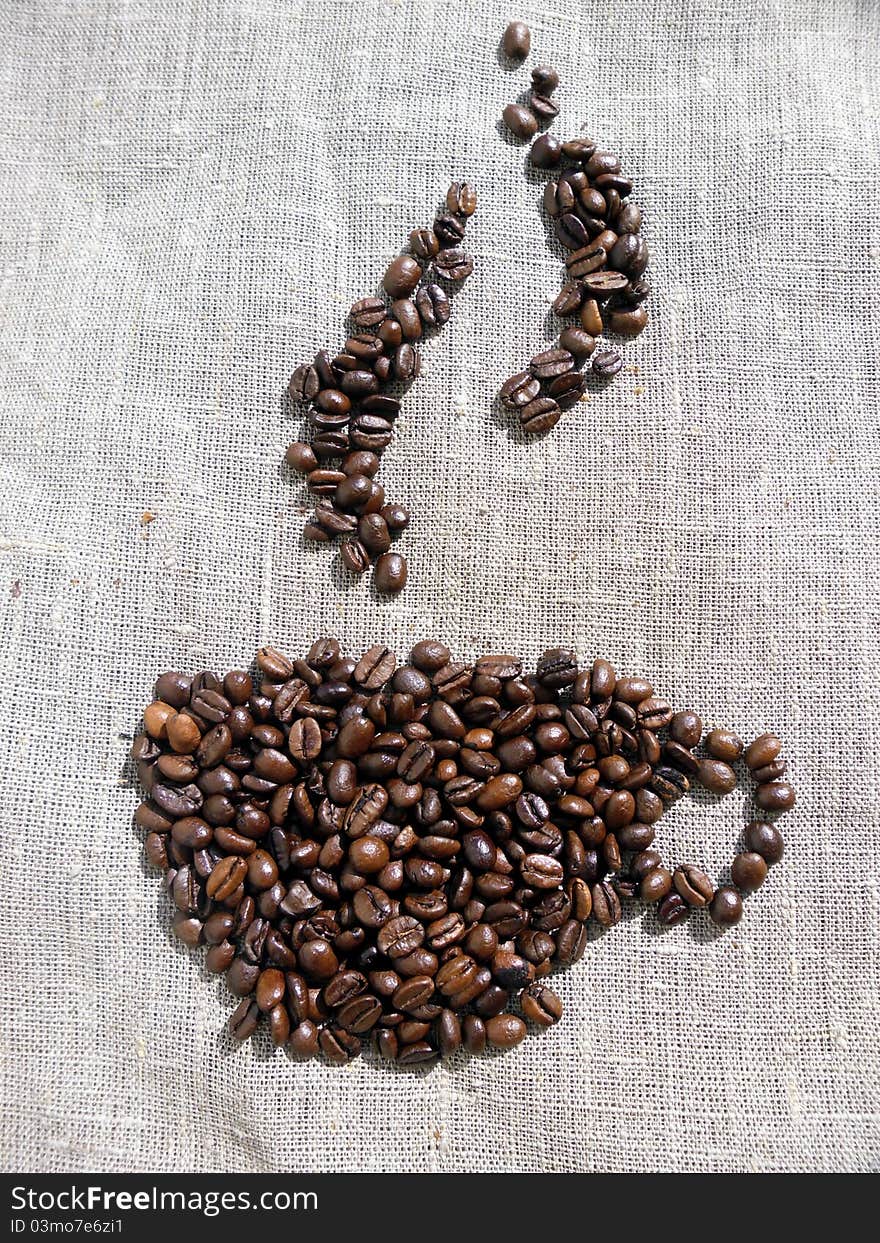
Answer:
xmin=381 ymin=503 xmax=410 ymax=532
xmin=288 ymin=363 xmax=320 ymax=403
xmin=521 ymin=982 xmax=563 ymax=1027
xmin=415 ymin=282 xmax=450 ymax=327
xmin=606 ymin=306 xmax=648 ymax=338
xmin=709 ymin=886 xmax=743 ymax=927
xmin=744 ymin=820 xmax=784 ymax=864
xmin=640 ymin=867 xmax=672 ymax=903
xmin=519 ymin=396 xmax=561 ymax=434
xmin=530 ymin=133 xmax=562 ymax=169
xmin=755 ymin=781 xmax=796 ymax=812
xmin=500 ymin=371 xmax=541 ymax=410
xmin=374 ymin=552 xmax=408 ymax=594
xmin=383 ymin=255 xmax=423 ymax=298
xmin=731 ymin=852 xmax=768 ymax=892
xmin=580 ymin=299 xmax=603 ymax=335
xmin=673 ymin=864 xmax=714 ymax=907
xmin=670 ymin=710 xmax=702 ymax=748
xmin=341 ymin=538 xmax=371 ymax=574
xmin=657 ymin=892 xmax=690 ymax=926
xmin=446 ymin=181 xmax=477 ymax=217
xmin=502 ymin=102 xmax=538 ymax=140
xmin=530 ymin=93 xmax=559 ymax=122
xmin=546 ymin=370 xmax=586 ymax=410
xmin=744 ymin=733 xmax=782 ymax=771
xmin=434 ymin=248 xmax=473 ymax=280
xmin=485 ymin=1014 xmax=527 ymax=1049
xmin=592 ymin=349 xmax=622 ymax=379
xmin=697 ymin=758 xmax=738 ymax=795
xmin=501 ymin=20 xmax=530 ymax=61
xmin=434 ymin=213 xmax=466 ymax=247
xmin=530 ymin=348 xmax=574 ymax=380
xmin=350 ymin=296 xmax=387 ymax=328
xmin=552 ymin=281 xmax=585 ymax=316
xmin=559 ymin=328 xmax=596 ymax=360
xmin=531 ymin=64 xmax=559 ymax=94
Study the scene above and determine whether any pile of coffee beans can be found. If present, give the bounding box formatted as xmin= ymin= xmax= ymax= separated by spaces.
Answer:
xmin=133 ymin=641 xmax=792 ymax=1064
xmin=284 ymin=184 xmax=476 ymax=592
xmin=498 ymin=24 xmax=650 ymax=434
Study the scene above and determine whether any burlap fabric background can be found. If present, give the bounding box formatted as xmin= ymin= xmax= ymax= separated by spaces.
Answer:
xmin=1 ymin=0 xmax=878 ymax=1174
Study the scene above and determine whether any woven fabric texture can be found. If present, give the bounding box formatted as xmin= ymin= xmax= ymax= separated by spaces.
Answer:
xmin=1 ymin=0 xmax=879 ymax=1174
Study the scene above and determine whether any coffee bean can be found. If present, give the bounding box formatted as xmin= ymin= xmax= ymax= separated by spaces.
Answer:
xmin=592 ymin=349 xmax=623 ymax=379
xmin=502 ymin=102 xmax=538 ymax=140
xmin=657 ymin=892 xmax=689 ymax=926
xmin=434 ymin=248 xmax=473 ymax=280
xmin=755 ymin=781 xmax=795 ymax=812
xmin=383 ymin=255 xmax=422 ymax=298
xmin=530 ymin=348 xmax=574 ymax=380
xmin=530 ymin=94 xmax=559 ymax=123
xmin=559 ymin=328 xmax=596 ymax=359
xmin=673 ymin=864 xmax=714 ymax=907
xmin=374 ymin=552 xmax=408 ymax=594
xmin=341 ymin=538 xmax=371 ymax=574
xmin=500 ymin=371 xmax=541 ymax=410
xmin=731 ymin=852 xmax=768 ymax=892
xmin=640 ymin=867 xmax=672 ymax=903
xmin=446 ymin=181 xmax=477 ymax=217
xmin=485 ymin=1014 xmax=527 ymax=1049
xmin=744 ymin=733 xmax=781 ymax=770
xmin=566 ymin=245 xmax=607 ymax=278
xmin=709 ymin=886 xmax=743 ymax=927
xmin=744 ymin=820 xmax=784 ymax=864
xmin=697 ymin=758 xmax=737 ymax=795
xmin=415 ymin=283 xmax=450 ymax=327
xmin=531 ymin=64 xmax=559 ymax=94
xmin=530 ymin=134 xmax=562 ymax=169
xmin=501 ymin=21 xmax=530 ymax=61
xmin=349 ymin=296 xmax=387 ymax=328
xmin=519 ymin=396 xmax=561 ymax=434
xmin=381 ymin=503 xmax=410 ymax=532
xmin=434 ymin=213 xmax=466 ymax=247
xmin=521 ymin=982 xmax=562 ymax=1027
xmin=546 ymin=371 xmax=586 ymax=410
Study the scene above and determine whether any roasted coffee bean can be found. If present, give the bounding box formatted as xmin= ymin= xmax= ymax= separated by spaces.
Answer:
xmin=383 ymin=255 xmax=422 ymax=298
xmin=559 ymin=328 xmax=596 ymax=360
xmin=606 ymin=306 xmax=648 ymax=338
xmin=755 ymin=781 xmax=796 ymax=812
xmin=415 ymin=282 xmax=450 ymax=327
xmin=697 ymin=759 xmax=737 ymax=795
xmin=658 ymin=892 xmax=690 ymax=926
xmin=434 ymin=248 xmax=473 ymax=280
xmin=704 ymin=728 xmax=742 ymax=761
xmin=744 ymin=821 xmax=784 ymax=864
xmin=341 ymin=538 xmax=371 ymax=575
xmin=640 ymin=867 xmax=672 ymax=903
xmin=551 ymin=280 xmax=585 ymax=316
xmin=500 ymin=371 xmax=541 ymax=410
xmin=670 ymin=710 xmax=702 ymax=748
xmin=745 ymin=733 xmax=782 ymax=770
xmin=673 ymin=864 xmax=714 ymax=908
xmin=520 ymin=396 xmax=561 ymax=434
xmin=530 ymin=348 xmax=574 ymax=380
xmin=731 ymin=852 xmax=768 ymax=892
xmin=592 ymin=349 xmax=623 ymax=379
xmin=565 ymin=244 xmax=607 ymax=278
xmin=374 ymin=552 xmax=408 ymax=594
xmin=710 ymin=886 xmax=743 ymax=927
xmin=434 ymin=213 xmax=465 ymax=247
xmin=446 ymin=181 xmax=477 ymax=217
xmin=349 ymin=296 xmax=387 ymax=328
xmin=485 ymin=1014 xmax=527 ymax=1049
xmin=531 ymin=64 xmax=559 ymax=94
xmin=547 ymin=371 xmax=586 ymax=409
xmin=501 ymin=21 xmax=530 ymax=61
xmin=530 ymin=133 xmax=562 ymax=168
xmin=381 ymin=503 xmax=410 ymax=532
xmin=591 ymin=880 xmax=622 ymax=927
xmin=521 ymin=982 xmax=563 ymax=1027
xmin=502 ymin=102 xmax=538 ymax=140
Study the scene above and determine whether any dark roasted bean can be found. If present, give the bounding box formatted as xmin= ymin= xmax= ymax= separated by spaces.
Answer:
xmin=502 ymin=102 xmax=538 ymax=140
xmin=501 ymin=20 xmax=530 ymax=61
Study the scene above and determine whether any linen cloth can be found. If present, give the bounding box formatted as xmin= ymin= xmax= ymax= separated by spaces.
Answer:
xmin=1 ymin=0 xmax=878 ymax=1174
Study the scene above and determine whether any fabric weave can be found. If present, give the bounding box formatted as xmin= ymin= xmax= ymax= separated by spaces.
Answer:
xmin=1 ymin=0 xmax=878 ymax=1173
